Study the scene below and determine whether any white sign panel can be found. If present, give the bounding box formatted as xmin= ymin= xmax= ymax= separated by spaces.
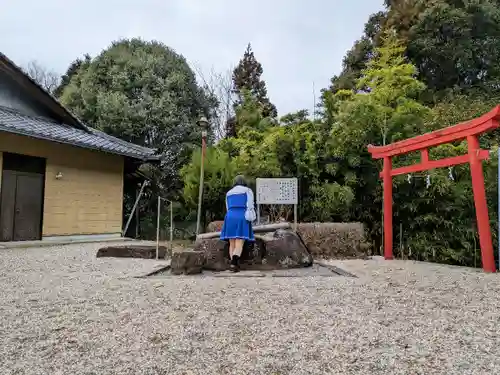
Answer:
xmin=256 ymin=178 xmax=298 ymax=205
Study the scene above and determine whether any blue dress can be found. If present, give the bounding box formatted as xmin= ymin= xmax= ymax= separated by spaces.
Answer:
xmin=220 ymin=185 xmax=255 ymax=241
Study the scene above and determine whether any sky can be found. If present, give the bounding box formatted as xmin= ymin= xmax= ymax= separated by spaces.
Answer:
xmin=0 ymin=0 xmax=384 ymax=116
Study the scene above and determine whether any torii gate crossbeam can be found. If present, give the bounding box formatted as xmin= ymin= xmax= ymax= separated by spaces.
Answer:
xmin=368 ymin=105 xmax=500 ymax=273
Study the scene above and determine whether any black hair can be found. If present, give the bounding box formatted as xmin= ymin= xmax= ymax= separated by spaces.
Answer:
xmin=233 ymin=174 xmax=247 ymax=187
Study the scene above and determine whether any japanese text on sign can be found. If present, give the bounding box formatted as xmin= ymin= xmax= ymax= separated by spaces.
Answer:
xmin=256 ymin=178 xmax=298 ymax=205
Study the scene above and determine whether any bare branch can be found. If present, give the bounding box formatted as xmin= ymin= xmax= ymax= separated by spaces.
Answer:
xmin=192 ymin=63 xmax=237 ymax=140
xmin=24 ymin=60 xmax=60 ymax=95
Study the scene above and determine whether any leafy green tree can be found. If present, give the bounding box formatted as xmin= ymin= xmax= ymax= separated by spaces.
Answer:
xmin=323 ymin=30 xmax=431 ymax=249
xmin=407 ymin=0 xmax=500 ymax=97
xmin=355 ymin=30 xmax=430 ymax=145
xmin=181 ymin=147 xmax=237 ymax=223
xmin=319 ymin=12 xmax=386 ymax=123
xmin=383 ymin=0 xmax=424 ymax=41
xmin=60 ymin=38 xmax=216 ymax=193
xmin=280 ymin=110 xmax=309 ymax=126
xmin=321 ymin=11 xmax=386 ymax=95
xmin=53 ymin=54 xmax=91 ymax=98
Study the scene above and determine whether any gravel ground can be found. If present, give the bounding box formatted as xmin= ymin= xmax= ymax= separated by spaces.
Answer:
xmin=1 ymin=243 xmax=500 ymax=375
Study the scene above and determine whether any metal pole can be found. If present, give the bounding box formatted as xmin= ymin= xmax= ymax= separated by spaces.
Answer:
xmin=196 ymin=131 xmax=207 ymax=235
xmin=122 ymin=180 xmax=147 ymax=237
xmin=170 ymin=200 xmax=174 ymax=253
xmin=135 ymin=188 xmax=140 ymax=238
xmin=293 ymin=204 xmax=298 ymax=231
xmin=257 ymin=204 xmax=260 ymax=225
xmin=399 ymin=222 xmax=403 ymax=257
xmin=156 ymin=196 xmax=161 ymax=260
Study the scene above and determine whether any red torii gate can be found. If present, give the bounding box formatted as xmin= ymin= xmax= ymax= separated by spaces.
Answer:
xmin=368 ymin=105 xmax=500 ymax=273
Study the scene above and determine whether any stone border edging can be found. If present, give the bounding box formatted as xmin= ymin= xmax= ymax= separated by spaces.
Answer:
xmin=313 ymin=260 xmax=358 ymax=278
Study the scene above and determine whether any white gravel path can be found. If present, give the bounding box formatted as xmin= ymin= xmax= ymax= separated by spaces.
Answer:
xmin=1 ymin=243 xmax=500 ymax=375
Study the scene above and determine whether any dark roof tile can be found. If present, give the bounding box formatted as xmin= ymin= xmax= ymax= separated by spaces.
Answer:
xmin=0 ymin=106 xmax=158 ymax=160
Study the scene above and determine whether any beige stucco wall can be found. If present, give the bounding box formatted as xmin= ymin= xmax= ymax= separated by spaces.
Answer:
xmin=0 ymin=132 xmax=124 ymax=237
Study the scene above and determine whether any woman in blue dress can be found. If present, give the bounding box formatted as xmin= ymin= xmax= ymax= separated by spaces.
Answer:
xmin=220 ymin=175 xmax=256 ymax=272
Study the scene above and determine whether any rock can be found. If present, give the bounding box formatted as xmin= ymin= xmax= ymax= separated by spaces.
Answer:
xmin=197 ymin=223 xmax=292 ymax=240
xmin=170 ymin=251 xmax=204 ymax=275
xmin=206 ymin=221 xmax=224 ymax=233
xmin=239 ymin=239 xmax=267 ymax=270
xmin=190 ymin=229 xmax=312 ymax=271
xmin=194 ymin=238 xmax=228 ymax=271
xmin=96 ymin=245 xmax=167 ymax=259
xmin=296 ymin=222 xmax=368 ymax=259
xmin=257 ymin=230 xmax=313 ymax=268
xmin=193 ymin=236 xmax=269 ymax=271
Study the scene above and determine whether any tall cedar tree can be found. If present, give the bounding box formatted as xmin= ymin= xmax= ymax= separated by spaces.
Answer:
xmin=228 ymin=43 xmax=277 ymax=136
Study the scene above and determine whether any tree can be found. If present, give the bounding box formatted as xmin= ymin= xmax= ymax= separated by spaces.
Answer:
xmin=324 ymin=30 xmax=431 ymax=251
xmin=355 ymin=30 xmax=430 ymax=144
xmin=230 ymin=43 xmax=277 ymax=136
xmin=407 ymin=0 xmax=500 ymax=97
xmin=181 ymin=147 xmax=237 ymax=223
xmin=193 ymin=64 xmax=236 ymax=140
xmin=280 ymin=110 xmax=309 ymax=126
xmin=322 ymin=11 xmax=387 ymax=95
xmin=24 ymin=60 xmax=60 ymax=95
xmin=59 ymin=38 xmax=217 ymax=194
xmin=319 ymin=11 xmax=386 ymax=123
xmin=383 ymin=0 xmax=424 ymax=41
xmin=53 ymin=54 xmax=91 ymax=98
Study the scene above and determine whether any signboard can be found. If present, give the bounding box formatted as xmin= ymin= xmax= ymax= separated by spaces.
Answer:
xmin=256 ymin=178 xmax=298 ymax=205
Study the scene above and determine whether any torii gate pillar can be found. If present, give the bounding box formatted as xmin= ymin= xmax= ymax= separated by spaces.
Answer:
xmin=467 ymin=135 xmax=494 ymax=271
xmin=383 ymin=156 xmax=393 ymax=260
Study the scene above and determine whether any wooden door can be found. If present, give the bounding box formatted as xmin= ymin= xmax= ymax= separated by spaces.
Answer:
xmin=0 ymin=170 xmax=17 ymax=241
xmin=0 ymin=171 xmax=44 ymax=241
xmin=0 ymin=153 xmax=45 ymax=242
xmin=13 ymin=173 xmax=44 ymax=241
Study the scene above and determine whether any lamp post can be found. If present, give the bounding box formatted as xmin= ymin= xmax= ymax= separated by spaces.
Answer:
xmin=195 ymin=116 xmax=209 ymax=235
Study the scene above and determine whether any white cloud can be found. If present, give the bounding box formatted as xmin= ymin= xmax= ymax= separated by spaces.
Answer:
xmin=0 ymin=0 xmax=384 ymax=115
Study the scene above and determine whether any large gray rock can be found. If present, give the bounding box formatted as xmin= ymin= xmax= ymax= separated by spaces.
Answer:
xmin=170 ymin=251 xmax=204 ymax=275
xmin=193 ymin=238 xmax=228 ymax=271
xmin=257 ymin=230 xmax=313 ymax=268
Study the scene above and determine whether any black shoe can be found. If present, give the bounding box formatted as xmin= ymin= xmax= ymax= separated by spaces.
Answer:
xmin=230 ymin=255 xmax=240 ymax=272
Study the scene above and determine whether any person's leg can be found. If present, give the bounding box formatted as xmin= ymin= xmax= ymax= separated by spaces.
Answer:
xmin=233 ymin=239 xmax=244 ymax=257
xmin=230 ymin=239 xmax=244 ymax=272
xmin=228 ymin=239 xmax=235 ymax=259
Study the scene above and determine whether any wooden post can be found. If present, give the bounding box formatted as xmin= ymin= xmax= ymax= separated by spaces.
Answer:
xmin=383 ymin=156 xmax=393 ymax=260
xmin=421 ymin=148 xmax=429 ymax=164
xmin=467 ymin=136 xmax=496 ymax=272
